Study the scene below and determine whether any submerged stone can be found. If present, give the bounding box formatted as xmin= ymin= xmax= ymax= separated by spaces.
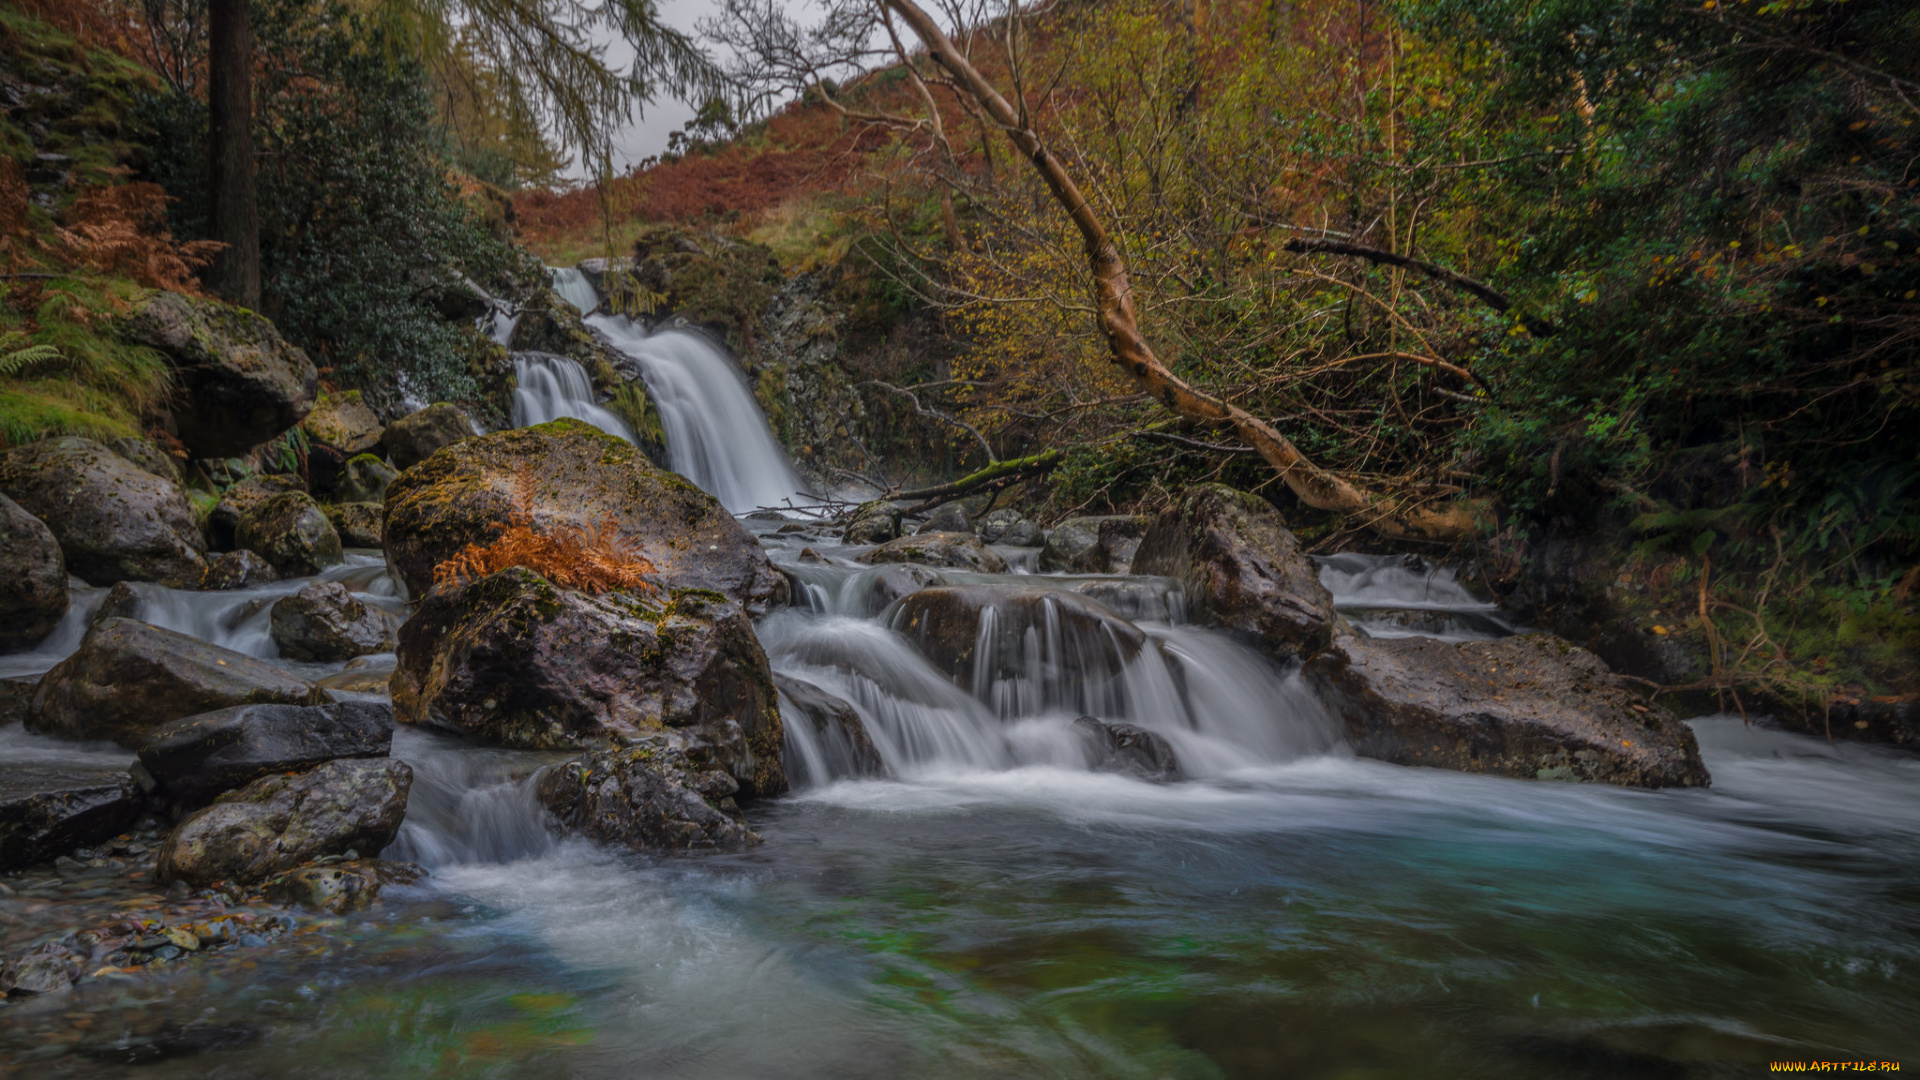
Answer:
xmin=1073 ymin=716 xmax=1180 ymax=781
xmin=262 ymin=858 xmax=422 ymax=914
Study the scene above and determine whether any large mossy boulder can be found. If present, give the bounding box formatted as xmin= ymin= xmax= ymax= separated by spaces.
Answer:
xmin=383 ymin=418 xmax=786 ymax=612
xmin=300 ymin=390 xmax=383 ymax=456
xmin=270 ymin=581 xmax=392 ymax=661
xmin=859 ymin=532 xmax=1009 ymax=574
xmin=1039 ymin=515 xmax=1150 ymax=573
xmin=535 ymin=744 xmax=758 ymax=852
xmin=208 ymin=473 xmax=305 ymax=551
xmin=0 ymin=767 xmax=141 ymax=871
xmin=323 ymin=501 xmax=383 ymax=549
xmin=1130 ymin=484 xmax=1334 ymax=658
xmin=0 ymin=437 xmax=208 ymax=587
xmin=889 ymin=585 xmax=1148 ymax=689
xmin=1304 ymin=629 xmax=1711 ymax=788
xmin=136 ymin=700 xmax=394 ymax=809
xmin=0 ymin=494 xmax=67 ymax=652
xmin=123 ymin=290 xmax=318 ymax=459
xmin=382 ymin=402 xmax=475 ymax=470
xmin=334 ymin=454 xmax=397 ymax=505
xmin=29 ymin=618 xmax=324 ymax=746
xmin=392 ymin=566 xmax=785 ymax=796
xmin=842 ymin=500 xmax=901 ymax=545
xmin=156 ymin=758 xmax=412 ymax=887
xmin=236 ymin=491 xmax=343 ymax=576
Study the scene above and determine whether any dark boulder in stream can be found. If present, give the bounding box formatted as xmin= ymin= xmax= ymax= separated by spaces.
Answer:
xmin=0 ymin=492 xmax=67 ymax=651
xmin=200 ymin=549 xmax=278 ymax=590
xmin=1131 ymin=484 xmax=1333 ymax=659
xmin=135 ymin=700 xmax=394 ymax=808
xmin=383 ymin=418 xmax=787 ymax=612
xmin=381 ymin=402 xmax=476 ymax=470
xmin=536 ymin=745 xmax=759 ymax=852
xmin=859 ymin=531 xmax=1009 ymax=573
xmin=841 ymin=500 xmax=901 ymax=545
xmin=29 ymin=618 xmax=325 ymax=746
xmin=0 ymin=437 xmax=208 ymax=587
xmin=776 ymin=673 xmax=884 ymax=780
xmin=392 ymin=566 xmax=786 ymax=796
xmin=0 ymin=768 xmax=141 ymax=870
xmin=1074 ymin=716 xmax=1180 ymax=781
xmin=890 ymin=585 xmax=1148 ymax=688
xmin=270 ymin=581 xmax=392 ymax=661
xmin=236 ymin=491 xmax=343 ymax=577
xmin=122 ymin=290 xmax=318 ymax=459
xmin=208 ymin=473 xmax=305 ymax=552
xmin=1040 ymin=515 xmax=1150 ymax=573
xmin=978 ymin=508 xmax=1042 ymax=547
xmin=323 ymin=501 xmax=384 ymax=548
xmin=157 ymin=758 xmax=413 ymax=887
xmin=1304 ymin=629 xmax=1711 ymax=788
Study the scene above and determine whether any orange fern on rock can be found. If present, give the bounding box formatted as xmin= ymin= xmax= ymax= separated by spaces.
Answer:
xmin=433 ymin=466 xmax=657 ymax=595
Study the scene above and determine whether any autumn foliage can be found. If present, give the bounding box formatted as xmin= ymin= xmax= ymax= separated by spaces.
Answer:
xmin=434 ymin=467 xmax=658 ymax=595
xmin=58 ymin=182 xmax=223 ymax=293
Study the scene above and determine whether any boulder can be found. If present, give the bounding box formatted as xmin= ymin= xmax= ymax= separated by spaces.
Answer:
xmin=136 ymin=700 xmax=394 ymax=809
xmin=0 ymin=767 xmax=141 ymax=870
xmin=299 ymin=390 xmax=383 ymax=456
xmin=334 ymin=454 xmax=397 ymax=505
xmin=236 ymin=491 xmax=343 ymax=577
xmin=156 ymin=758 xmax=413 ymax=887
xmin=1073 ymin=716 xmax=1180 ymax=781
xmin=0 ymin=493 xmax=67 ymax=652
xmin=270 ymin=582 xmax=391 ymax=662
xmin=0 ymin=676 xmax=36 ymax=727
xmin=916 ymin=502 xmax=972 ymax=535
xmin=978 ymin=508 xmax=1042 ymax=547
xmin=842 ymin=500 xmax=901 ymax=545
xmin=776 ymin=673 xmax=884 ymax=782
xmin=123 ymin=290 xmax=318 ymax=459
xmin=28 ymin=618 xmax=324 ymax=746
xmin=89 ymin=580 xmax=146 ymax=626
xmin=262 ymin=858 xmax=422 ymax=914
xmin=323 ymin=502 xmax=383 ymax=549
xmin=208 ymin=473 xmax=305 ymax=552
xmin=107 ymin=436 xmax=182 ymax=483
xmin=383 ymin=418 xmax=786 ymax=612
xmin=858 ymin=563 xmax=945 ymax=617
xmin=1303 ymin=630 xmax=1711 ymax=788
xmin=889 ymin=585 xmax=1148 ymax=690
xmin=200 ymin=549 xmax=279 ymax=590
xmin=392 ymin=566 xmax=785 ymax=796
xmin=1039 ymin=515 xmax=1150 ymax=573
xmin=1073 ymin=579 xmax=1184 ymax=622
xmin=0 ymin=437 xmax=208 ymax=587
xmin=535 ymin=745 xmax=759 ymax=852
xmin=859 ymin=532 xmax=1009 ymax=574
xmin=1130 ymin=485 xmax=1333 ymax=658
xmin=382 ymin=403 xmax=475 ymax=470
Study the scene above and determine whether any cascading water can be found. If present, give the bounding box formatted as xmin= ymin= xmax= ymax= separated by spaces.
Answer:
xmin=509 ymin=352 xmax=637 ymax=442
xmin=549 ymin=266 xmax=599 ymax=315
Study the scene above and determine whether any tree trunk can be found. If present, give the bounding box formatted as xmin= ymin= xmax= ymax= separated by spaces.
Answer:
xmin=880 ymin=0 xmax=1483 ymax=541
xmin=207 ymin=0 xmax=260 ymax=306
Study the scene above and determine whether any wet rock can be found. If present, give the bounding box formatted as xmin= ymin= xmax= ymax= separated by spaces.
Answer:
xmin=860 ymin=563 xmax=945 ymax=616
xmin=0 ymin=493 xmax=67 ymax=651
xmin=123 ymin=290 xmax=318 ymax=458
xmin=156 ymin=758 xmax=413 ymax=887
xmin=107 ymin=436 xmax=182 ymax=484
xmin=135 ymin=700 xmax=394 ymax=808
xmin=236 ymin=491 xmax=343 ymax=577
xmin=859 ymin=532 xmax=1009 ymax=573
xmin=776 ymin=673 xmax=884 ymax=781
xmin=322 ymin=501 xmax=383 ymax=548
xmin=199 ymin=549 xmax=278 ymax=590
xmin=207 ymin=473 xmax=305 ymax=552
xmin=0 ymin=943 xmax=76 ymax=995
xmin=384 ymin=418 xmax=786 ymax=611
xmin=1303 ymin=629 xmax=1711 ymax=788
xmin=1131 ymin=485 xmax=1333 ymax=658
xmin=89 ymin=580 xmax=147 ymax=626
xmin=299 ymin=390 xmax=383 ymax=456
xmin=262 ymin=858 xmax=422 ymax=914
xmin=0 ymin=768 xmax=141 ymax=870
xmin=916 ymin=502 xmax=972 ymax=535
xmin=0 ymin=437 xmax=208 ymax=587
xmin=1039 ymin=515 xmax=1150 ymax=573
xmin=0 ymin=675 xmax=36 ymax=727
xmin=313 ymin=656 xmax=395 ymax=695
xmin=78 ymin=1020 xmax=262 ymax=1065
xmin=334 ymin=454 xmax=398 ymax=505
xmin=842 ymin=500 xmax=901 ymax=545
xmin=1073 ymin=716 xmax=1180 ymax=781
xmin=392 ymin=566 xmax=786 ymax=795
xmin=978 ymin=508 xmax=1042 ymax=547
xmin=270 ymin=582 xmax=392 ymax=662
xmin=535 ymin=744 xmax=759 ymax=852
xmin=890 ymin=585 xmax=1148 ymax=688
xmin=1073 ymin=579 xmax=1183 ymax=622
xmin=29 ymin=618 xmax=324 ymax=746
xmin=382 ymin=402 xmax=475 ymax=470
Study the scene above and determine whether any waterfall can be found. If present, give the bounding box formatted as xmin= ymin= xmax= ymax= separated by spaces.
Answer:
xmin=510 ymin=353 xmax=637 ymax=442
xmin=585 ymin=315 xmax=806 ymax=514
xmin=549 ymin=266 xmax=599 ymax=315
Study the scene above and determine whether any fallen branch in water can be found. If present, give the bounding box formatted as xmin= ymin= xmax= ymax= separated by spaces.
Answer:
xmin=891 ymin=449 xmax=1062 ymax=514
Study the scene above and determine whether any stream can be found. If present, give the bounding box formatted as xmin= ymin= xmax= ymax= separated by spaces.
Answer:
xmin=1 ymin=276 xmax=1914 ymax=1078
